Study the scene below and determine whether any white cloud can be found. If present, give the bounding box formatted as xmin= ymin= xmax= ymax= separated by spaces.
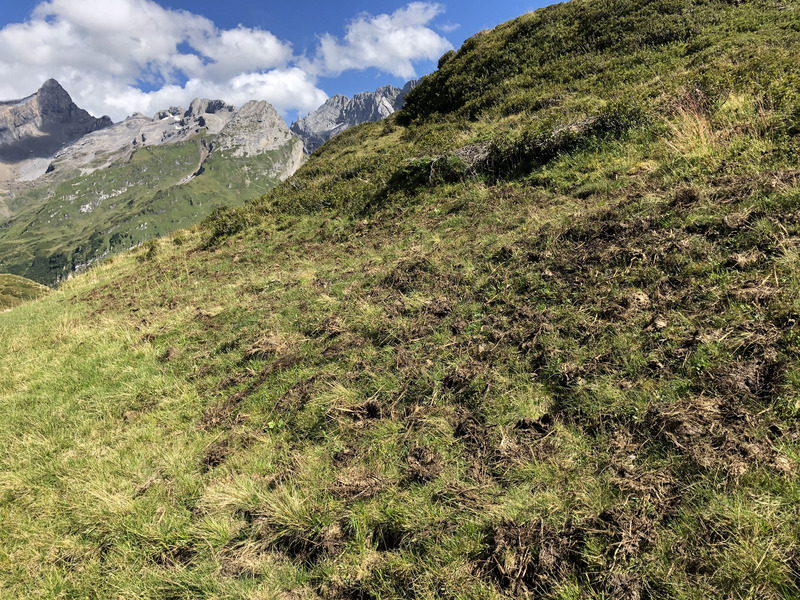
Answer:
xmin=0 ymin=1 xmax=451 ymax=122
xmin=311 ymin=2 xmax=453 ymax=79
xmin=437 ymin=22 xmax=461 ymax=34
xmin=89 ymin=69 xmax=328 ymax=121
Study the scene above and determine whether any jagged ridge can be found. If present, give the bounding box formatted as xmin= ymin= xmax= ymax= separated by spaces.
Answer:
xmin=291 ymin=81 xmax=417 ymax=153
xmin=0 ymin=79 xmax=112 ymax=163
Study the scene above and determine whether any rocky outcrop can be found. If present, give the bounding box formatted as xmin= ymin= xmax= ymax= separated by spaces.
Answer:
xmin=216 ymin=100 xmax=297 ymax=157
xmin=291 ymin=80 xmax=418 ymax=154
xmin=184 ymin=98 xmax=236 ymax=134
xmin=41 ymin=98 xmax=240 ymax=178
xmin=0 ymin=79 xmax=112 ymax=163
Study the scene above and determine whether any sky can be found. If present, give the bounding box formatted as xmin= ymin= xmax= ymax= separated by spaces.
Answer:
xmin=0 ymin=1 xmax=556 ymax=124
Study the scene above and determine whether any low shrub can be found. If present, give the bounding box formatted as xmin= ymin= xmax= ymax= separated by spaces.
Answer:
xmin=200 ymin=205 xmax=253 ymax=246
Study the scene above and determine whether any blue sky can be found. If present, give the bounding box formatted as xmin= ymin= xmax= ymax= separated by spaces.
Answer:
xmin=0 ymin=1 xmax=555 ymax=123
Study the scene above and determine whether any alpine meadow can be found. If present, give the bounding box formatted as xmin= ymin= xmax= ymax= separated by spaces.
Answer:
xmin=2 ymin=0 xmax=800 ymax=599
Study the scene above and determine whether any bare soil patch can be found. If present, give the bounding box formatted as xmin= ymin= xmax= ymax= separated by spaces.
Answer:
xmin=482 ymin=519 xmax=583 ymax=596
xmin=405 ymin=445 xmax=444 ymax=482
xmin=647 ymin=397 xmax=796 ymax=477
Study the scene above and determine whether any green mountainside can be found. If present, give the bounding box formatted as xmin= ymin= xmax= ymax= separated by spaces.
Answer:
xmin=2 ymin=1 xmax=800 ymax=598
xmin=0 ymin=136 xmax=295 ymax=286
xmin=0 ymin=273 xmax=49 ymax=309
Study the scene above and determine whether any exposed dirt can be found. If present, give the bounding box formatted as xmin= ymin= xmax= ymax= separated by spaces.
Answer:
xmin=594 ymin=507 xmax=657 ymax=563
xmin=255 ymin=522 xmax=321 ymax=567
xmin=321 ymin=332 xmax=366 ymax=358
xmin=482 ymin=519 xmax=583 ymax=595
xmin=607 ymin=429 xmax=681 ymax=515
xmin=603 ymin=571 xmax=649 ymax=600
xmin=201 ymin=432 xmax=258 ymax=471
xmin=326 ymin=397 xmax=384 ymax=430
xmin=153 ymin=544 xmax=195 ymax=568
xmin=332 ymin=445 xmax=358 ymax=466
xmin=321 ymin=521 xmax=346 ymax=555
xmin=510 ymin=415 xmax=559 ymax=462
xmin=373 ymin=522 xmax=406 ymax=552
xmin=201 ymin=437 xmax=231 ymax=471
xmin=442 ymin=359 xmax=489 ymax=404
xmin=707 ymin=357 xmax=783 ymax=401
xmin=382 ymin=256 xmax=436 ymax=294
xmin=513 ymin=414 xmax=554 ymax=437
xmin=159 ymin=345 xmax=179 ymax=362
xmin=274 ymin=376 xmax=318 ymax=414
xmin=330 ymin=467 xmax=387 ymax=500
xmin=352 ymin=399 xmax=383 ymax=422
xmin=454 ymin=413 xmax=495 ymax=483
xmin=647 ymin=397 xmax=797 ymax=477
xmin=256 ymin=517 xmax=345 ymax=570
xmin=405 ymin=445 xmax=444 ymax=482
xmin=201 ymin=352 xmax=300 ymax=429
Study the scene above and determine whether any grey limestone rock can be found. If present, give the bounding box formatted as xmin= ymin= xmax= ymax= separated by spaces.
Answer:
xmin=185 ymin=98 xmax=234 ymax=118
xmin=291 ymin=80 xmax=418 ymax=154
xmin=155 ymin=107 xmax=185 ymax=120
xmin=1 ymin=80 xmax=305 ymax=195
xmin=217 ymin=100 xmax=296 ymax=157
xmin=0 ymin=79 xmax=112 ymax=162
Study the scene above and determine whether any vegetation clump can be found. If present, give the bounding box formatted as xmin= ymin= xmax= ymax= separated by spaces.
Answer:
xmin=200 ymin=205 xmax=254 ymax=246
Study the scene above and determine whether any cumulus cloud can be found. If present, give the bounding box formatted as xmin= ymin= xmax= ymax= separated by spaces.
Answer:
xmin=0 ymin=0 xmax=451 ymax=122
xmin=92 ymin=69 xmax=328 ymax=121
xmin=311 ymin=2 xmax=453 ymax=79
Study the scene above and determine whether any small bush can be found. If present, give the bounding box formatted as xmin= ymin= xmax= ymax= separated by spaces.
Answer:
xmin=483 ymin=102 xmax=649 ymax=179
xmin=137 ymin=239 xmax=158 ymax=263
xmin=386 ymin=155 xmax=467 ymax=195
xmin=200 ymin=205 xmax=253 ymax=246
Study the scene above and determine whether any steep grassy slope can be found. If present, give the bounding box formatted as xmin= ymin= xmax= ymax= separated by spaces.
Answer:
xmin=0 ymin=273 xmax=49 ymax=309
xmin=0 ymin=136 xmax=297 ymax=286
xmin=2 ymin=1 xmax=800 ymax=599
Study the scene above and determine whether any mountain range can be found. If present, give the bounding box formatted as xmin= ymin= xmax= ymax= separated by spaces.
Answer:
xmin=291 ymin=81 xmax=417 ymax=153
xmin=0 ymin=79 xmax=412 ymax=285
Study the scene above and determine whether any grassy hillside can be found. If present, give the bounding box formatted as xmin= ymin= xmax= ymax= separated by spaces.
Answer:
xmin=0 ymin=137 xmax=297 ymax=286
xmin=0 ymin=273 xmax=49 ymax=309
xmin=2 ymin=0 xmax=800 ymax=598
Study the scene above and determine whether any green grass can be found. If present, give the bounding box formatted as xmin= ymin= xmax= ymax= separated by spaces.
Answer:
xmin=1 ymin=0 xmax=800 ymax=598
xmin=0 ymin=273 xmax=49 ymax=310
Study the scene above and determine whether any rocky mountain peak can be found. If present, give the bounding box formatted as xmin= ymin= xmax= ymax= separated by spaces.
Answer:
xmin=37 ymin=79 xmax=72 ymax=106
xmin=185 ymin=98 xmax=235 ymax=118
xmin=154 ymin=107 xmax=184 ymax=120
xmin=290 ymin=80 xmax=418 ymax=154
xmin=0 ymin=79 xmax=112 ymax=163
xmin=216 ymin=100 xmax=297 ymax=158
